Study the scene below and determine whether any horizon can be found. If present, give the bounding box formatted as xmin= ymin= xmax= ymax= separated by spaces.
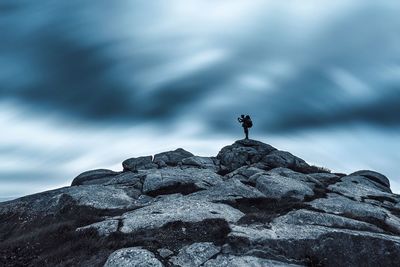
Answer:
xmin=1 ymin=0 xmax=400 ymax=199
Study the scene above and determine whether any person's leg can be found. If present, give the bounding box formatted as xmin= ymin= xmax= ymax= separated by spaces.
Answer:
xmin=244 ymin=127 xmax=249 ymax=139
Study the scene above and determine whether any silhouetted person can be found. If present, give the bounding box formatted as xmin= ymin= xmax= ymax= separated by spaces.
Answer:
xmin=237 ymin=114 xmax=253 ymax=139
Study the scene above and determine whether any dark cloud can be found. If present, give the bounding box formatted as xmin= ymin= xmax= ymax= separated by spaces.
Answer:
xmin=253 ymin=69 xmax=400 ymax=133
xmin=1 ymin=1 xmax=400 ymax=133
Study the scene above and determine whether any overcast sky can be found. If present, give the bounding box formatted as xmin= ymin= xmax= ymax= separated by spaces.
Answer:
xmin=1 ymin=0 xmax=400 ymax=199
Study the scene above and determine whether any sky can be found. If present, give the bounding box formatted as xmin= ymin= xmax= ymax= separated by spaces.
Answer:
xmin=1 ymin=0 xmax=400 ymax=200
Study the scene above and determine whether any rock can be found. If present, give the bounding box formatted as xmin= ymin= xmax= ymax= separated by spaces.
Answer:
xmin=132 ymin=194 xmax=154 ymax=206
xmin=310 ymin=193 xmax=380 ymax=217
xmin=204 ymin=255 xmax=303 ymax=267
xmin=328 ymin=175 xmax=395 ymax=201
xmin=142 ymin=167 xmax=223 ymax=196
xmin=103 ymin=171 xmax=147 ymax=186
xmin=153 ymin=148 xmax=194 ymax=166
xmin=157 ymin=248 xmax=174 ymax=258
xmin=217 ymin=139 xmax=276 ymax=172
xmin=0 ymin=185 xmax=134 ymax=221
xmin=261 ymin=150 xmax=311 ymax=173
xmin=308 ymin=173 xmax=340 ymax=185
xmin=152 ymin=193 xmax=183 ymax=203
xmin=181 ymin=156 xmax=219 ymax=171
xmin=71 ymin=169 xmax=119 ymax=186
xmin=119 ymin=198 xmax=244 ymax=233
xmin=76 ymin=219 xmax=119 ymax=236
xmin=251 ymin=172 xmax=314 ymax=201
xmin=393 ymin=202 xmax=400 ymax=210
xmin=0 ymin=188 xmax=66 ymax=218
xmin=104 ymin=171 xmax=144 ymax=189
xmin=104 ymin=247 xmax=163 ymax=267
xmin=310 ymin=193 xmax=400 ymax=234
xmin=267 ymin=168 xmax=323 ymax=188
xmin=170 ymin=242 xmax=220 ymax=267
xmin=226 ymin=223 xmax=400 ymax=267
xmin=364 ymin=198 xmax=396 ymax=210
xmin=273 ymin=209 xmax=384 ymax=233
xmin=186 ymin=178 xmax=265 ymax=202
xmin=226 ymin=166 xmax=265 ymax=184
xmin=122 ymin=156 xmax=157 ymax=171
xmin=350 ymin=170 xmax=391 ymax=190
xmin=57 ymin=185 xmax=135 ymax=210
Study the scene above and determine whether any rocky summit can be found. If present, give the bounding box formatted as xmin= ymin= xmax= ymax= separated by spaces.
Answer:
xmin=1 ymin=139 xmax=400 ymax=267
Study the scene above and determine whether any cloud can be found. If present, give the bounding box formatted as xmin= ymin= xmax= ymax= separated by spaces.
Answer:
xmin=0 ymin=1 xmax=400 ymax=131
xmin=1 ymin=1 xmax=400 ymax=133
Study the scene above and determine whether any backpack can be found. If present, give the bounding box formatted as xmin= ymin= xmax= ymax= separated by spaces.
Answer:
xmin=246 ymin=118 xmax=253 ymax=128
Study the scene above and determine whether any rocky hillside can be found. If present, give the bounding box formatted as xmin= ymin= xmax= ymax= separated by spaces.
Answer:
xmin=1 ymin=139 xmax=400 ymax=266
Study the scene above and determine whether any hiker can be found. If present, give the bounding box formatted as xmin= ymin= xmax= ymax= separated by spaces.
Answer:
xmin=237 ymin=114 xmax=253 ymax=139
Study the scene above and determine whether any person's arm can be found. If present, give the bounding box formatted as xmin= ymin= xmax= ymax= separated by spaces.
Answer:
xmin=237 ymin=117 xmax=243 ymax=123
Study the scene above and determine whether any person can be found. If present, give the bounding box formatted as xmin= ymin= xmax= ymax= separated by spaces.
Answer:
xmin=237 ymin=114 xmax=252 ymax=139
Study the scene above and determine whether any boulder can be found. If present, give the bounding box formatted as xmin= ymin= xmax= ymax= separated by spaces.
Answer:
xmin=273 ymin=209 xmax=384 ymax=233
xmin=0 ymin=184 xmax=134 ymax=220
xmin=153 ymin=148 xmax=194 ymax=166
xmin=142 ymin=167 xmax=223 ymax=196
xmin=181 ymin=156 xmax=219 ymax=171
xmin=57 ymin=185 xmax=134 ymax=210
xmin=251 ymin=172 xmax=314 ymax=201
xmin=104 ymin=247 xmax=163 ymax=267
xmin=104 ymin=171 xmax=144 ymax=189
xmin=186 ymin=178 xmax=265 ymax=202
xmin=267 ymin=168 xmax=323 ymax=188
xmin=328 ymin=175 xmax=395 ymax=201
xmin=204 ymin=255 xmax=303 ymax=267
xmin=122 ymin=156 xmax=157 ymax=171
xmin=119 ymin=198 xmax=244 ymax=234
xmin=350 ymin=170 xmax=391 ymax=190
xmin=71 ymin=169 xmax=119 ymax=186
xmin=217 ymin=139 xmax=276 ymax=172
xmin=170 ymin=242 xmax=221 ymax=267
xmin=310 ymin=193 xmax=400 ymax=234
xmin=226 ymin=166 xmax=265 ymax=184
xmin=226 ymin=223 xmax=400 ymax=267
xmin=261 ymin=150 xmax=311 ymax=173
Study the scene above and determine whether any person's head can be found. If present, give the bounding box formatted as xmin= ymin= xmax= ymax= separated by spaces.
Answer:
xmin=241 ymin=114 xmax=245 ymax=118
xmin=245 ymin=115 xmax=250 ymax=119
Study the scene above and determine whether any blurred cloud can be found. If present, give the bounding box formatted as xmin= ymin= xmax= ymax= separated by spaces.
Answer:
xmin=0 ymin=0 xmax=400 ymax=198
